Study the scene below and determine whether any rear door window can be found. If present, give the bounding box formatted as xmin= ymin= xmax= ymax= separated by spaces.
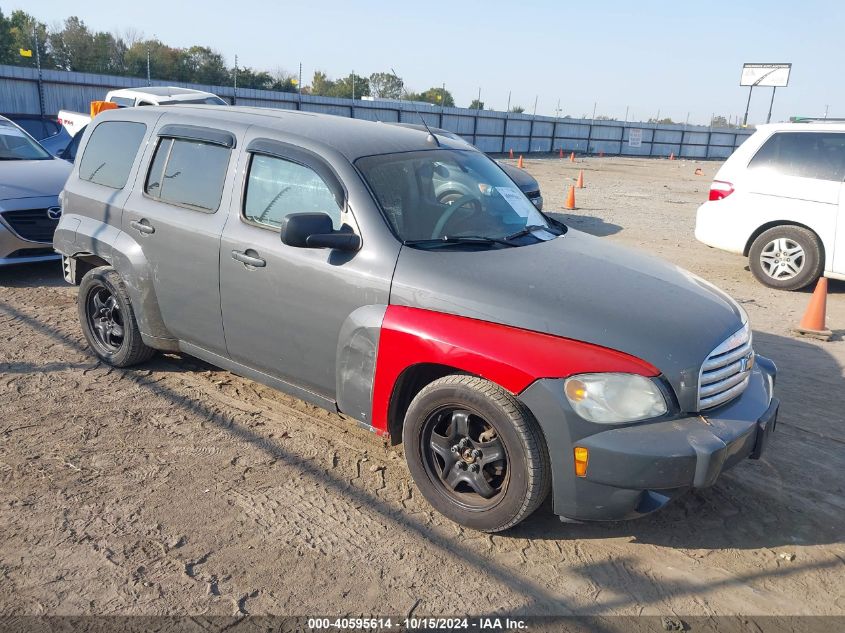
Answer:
xmin=78 ymin=121 xmax=147 ymax=189
xmin=749 ymin=132 xmax=845 ymax=181
xmin=145 ymin=137 xmax=231 ymax=211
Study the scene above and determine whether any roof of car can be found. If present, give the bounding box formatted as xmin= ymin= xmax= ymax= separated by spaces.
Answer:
xmin=110 ymin=86 xmax=218 ymax=99
xmin=753 ymin=121 xmax=845 ymax=133
xmin=100 ymin=105 xmax=470 ymax=161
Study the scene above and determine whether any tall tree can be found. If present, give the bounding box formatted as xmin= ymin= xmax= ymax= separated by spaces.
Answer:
xmin=369 ymin=71 xmax=403 ymax=99
xmin=468 ymin=99 xmax=484 ymax=110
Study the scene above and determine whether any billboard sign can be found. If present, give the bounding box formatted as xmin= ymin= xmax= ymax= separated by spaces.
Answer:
xmin=740 ymin=63 xmax=791 ymax=87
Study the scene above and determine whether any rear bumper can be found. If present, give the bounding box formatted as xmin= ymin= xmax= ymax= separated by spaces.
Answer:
xmin=519 ymin=357 xmax=777 ymax=521
xmin=694 ymin=200 xmax=747 ymax=254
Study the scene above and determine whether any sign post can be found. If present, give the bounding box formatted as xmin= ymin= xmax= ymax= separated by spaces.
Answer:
xmin=740 ymin=63 xmax=791 ymax=126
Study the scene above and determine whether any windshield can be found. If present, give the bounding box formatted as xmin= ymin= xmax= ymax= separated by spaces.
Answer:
xmin=0 ymin=121 xmax=52 ymax=160
xmin=356 ymin=149 xmax=559 ymax=246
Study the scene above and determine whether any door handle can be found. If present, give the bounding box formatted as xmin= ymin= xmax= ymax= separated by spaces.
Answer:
xmin=231 ymin=249 xmax=266 ymax=268
xmin=130 ymin=219 xmax=155 ymax=235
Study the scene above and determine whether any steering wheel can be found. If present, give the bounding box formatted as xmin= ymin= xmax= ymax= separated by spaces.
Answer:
xmin=431 ymin=193 xmax=483 ymax=239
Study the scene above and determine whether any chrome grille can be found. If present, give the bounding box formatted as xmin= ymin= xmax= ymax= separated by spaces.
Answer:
xmin=698 ymin=322 xmax=754 ymax=410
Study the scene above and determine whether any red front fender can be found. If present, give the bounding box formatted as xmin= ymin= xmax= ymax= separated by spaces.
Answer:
xmin=371 ymin=305 xmax=659 ymax=433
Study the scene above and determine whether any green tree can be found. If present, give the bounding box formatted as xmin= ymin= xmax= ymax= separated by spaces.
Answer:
xmin=310 ymin=70 xmax=334 ymax=96
xmin=510 ymin=105 xmax=525 ymax=113
xmin=333 ymin=72 xmax=370 ymax=99
xmin=469 ymin=98 xmax=484 ymax=110
xmin=7 ymin=10 xmax=50 ymax=69
xmin=711 ymin=115 xmax=730 ymax=128
xmin=648 ymin=116 xmax=676 ymax=124
xmin=369 ymin=71 xmax=403 ymax=99
xmin=416 ymin=86 xmax=454 ymax=107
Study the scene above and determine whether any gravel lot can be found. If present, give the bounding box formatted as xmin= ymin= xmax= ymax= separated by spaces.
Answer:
xmin=1 ymin=156 xmax=843 ymax=624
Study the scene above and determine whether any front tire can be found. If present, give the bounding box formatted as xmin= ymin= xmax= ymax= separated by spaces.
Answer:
xmin=402 ymin=375 xmax=550 ymax=532
xmin=748 ymin=225 xmax=823 ymax=291
xmin=78 ymin=267 xmax=155 ymax=367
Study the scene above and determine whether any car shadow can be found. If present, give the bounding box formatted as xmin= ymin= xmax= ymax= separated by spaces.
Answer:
xmin=0 ymin=260 xmax=65 ymax=288
xmin=549 ymin=212 xmax=623 ymax=237
xmin=3 ymin=298 xmax=844 ymax=619
xmin=512 ymin=329 xmax=845 ymax=550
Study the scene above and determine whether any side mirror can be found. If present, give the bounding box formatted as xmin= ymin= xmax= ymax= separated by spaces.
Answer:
xmin=280 ymin=212 xmax=361 ymax=252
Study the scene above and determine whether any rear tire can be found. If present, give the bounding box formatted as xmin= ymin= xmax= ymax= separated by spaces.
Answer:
xmin=748 ymin=225 xmax=823 ymax=291
xmin=402 ymin=375 xmax=550 ymax=532
xmin=78 ymin=266 xmax=155 ymax=367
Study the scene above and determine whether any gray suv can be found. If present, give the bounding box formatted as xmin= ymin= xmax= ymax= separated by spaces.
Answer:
xmin=55 ymin=106 xmax=779 ymax=532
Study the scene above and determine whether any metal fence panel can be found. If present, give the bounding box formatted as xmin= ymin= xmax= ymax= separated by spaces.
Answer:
xmin=0 ymin=64 xmax=754 ymax=158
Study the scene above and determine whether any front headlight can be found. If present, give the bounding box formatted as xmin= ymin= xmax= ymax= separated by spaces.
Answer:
xmin=564 ymin=373 xmax=667 ymax=423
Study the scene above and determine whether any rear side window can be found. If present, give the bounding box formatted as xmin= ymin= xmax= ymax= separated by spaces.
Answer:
xmin=78 ymin=121 xmax=147 ymax=189
xmin=109 ymin=96 xmax=135 ymax=108
xmin=243 ymin=153 xmax=342 ymax=229
xmin=145 ymin=137 xmax=231 ymax=211
xmin=748 ymin=132 xmax=845 ymax=182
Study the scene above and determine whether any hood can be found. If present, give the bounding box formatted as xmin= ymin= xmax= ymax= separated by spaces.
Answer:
xmin=0 ymin=159 xmax=72 ymax=201
xmin=390 ymin=230 xmax=745 ymax=411
xmin=498 ymin=163 xmax=540 ymax=192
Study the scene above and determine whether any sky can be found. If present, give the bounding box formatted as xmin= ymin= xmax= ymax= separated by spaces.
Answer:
xmin=14 ymin=0 xmax=845 ymax=125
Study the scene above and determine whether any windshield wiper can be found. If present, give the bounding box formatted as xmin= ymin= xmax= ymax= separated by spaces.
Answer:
xmin=504 ymin=224 xmax=559 ymax=242
xmin=403 ymin=235 xmax=515 ymax=248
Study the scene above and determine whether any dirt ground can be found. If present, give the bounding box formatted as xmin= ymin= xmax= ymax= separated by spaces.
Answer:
xmin=1 ymin=156 xmax=843 ymax=625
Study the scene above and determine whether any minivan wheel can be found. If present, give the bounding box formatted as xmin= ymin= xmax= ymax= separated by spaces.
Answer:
xmin=402 ymin=375 xmax=550 ymax=532
xmin=749 ymin=226 xmax=823 ymax=291
xmin=78 ymin=267 xmax=155 ymax=367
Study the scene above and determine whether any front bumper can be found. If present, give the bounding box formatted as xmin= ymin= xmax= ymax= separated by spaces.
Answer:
xmin=519 ymin=357 xmax=777 ymax=521
xmin=0 ymin=220 xmax=60 ymax=266
xmin=0 ymin=196 xmax=61 ymax=266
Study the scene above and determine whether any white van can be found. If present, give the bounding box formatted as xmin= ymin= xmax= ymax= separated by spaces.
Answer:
xmin=695 ymin=121 xmax=845 ymax=290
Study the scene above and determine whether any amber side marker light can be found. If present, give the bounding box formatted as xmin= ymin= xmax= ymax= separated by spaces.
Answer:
xmin=574 ymin=447 xmax=589 ymax=477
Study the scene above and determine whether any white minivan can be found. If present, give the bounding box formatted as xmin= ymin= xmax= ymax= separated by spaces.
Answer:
xmin=695 ymin=121 xmax=845 ymax=290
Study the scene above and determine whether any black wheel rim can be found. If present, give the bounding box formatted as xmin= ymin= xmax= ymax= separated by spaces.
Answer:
xmin=85 ymin=284 xmax=125 ymax=354
xmin=421 ymin=406 xmax=509 ymax=510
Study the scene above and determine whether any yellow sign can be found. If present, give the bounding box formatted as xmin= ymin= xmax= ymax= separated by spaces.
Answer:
xmin=19 ymin=48 xmax=32 ymax=58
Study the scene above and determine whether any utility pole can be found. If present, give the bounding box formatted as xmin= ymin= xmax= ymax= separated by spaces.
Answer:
xmin=233 ymin=55 xmax=238 ymax=105
xmin=298 ymin=62 xmax=302 ymax=108
xmin=506 ymin=90 xmax=511 ymax=113
xmin=146 ymin=43 xmax=151 ymax=83
xmin=824 ymin=104 xmax=829 ymax=120
xmin=32 ymin=26 xmax=44 ymax=116
xmin=351 ymin=70 xmax=355 ymax=100
xmin=592 ymin=101 xmax=597 ymax=120
xmin=477 ymin=86 xmax=482 ymax=109
xmin=532 ymin=95 xmax=538 ymax=116
xmin=555 ymin=98 xmax=561 ymax=118
xmin=624 ymin=105 xmax=629 ymax=122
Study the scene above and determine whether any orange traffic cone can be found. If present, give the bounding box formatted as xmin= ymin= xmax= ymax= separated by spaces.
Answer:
xmin=576 ymin=170 xmax=584 ymax=189
xmin=794 ymin=277 xmax=832 ymax=340
xmin=565 ymin=185 xmax=576 ymax=209
xmin=509 ymin=148 xmax=514 ymax=159
xmin=517 ymin=155 xmax=524 ymax=169
xmin=569 ymin=151 xmax=575 ymax=163
xmin=559 ymin=148 xmax=564 ymax=158
xmin=669 ymin=152 xmax=675 ymax=160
